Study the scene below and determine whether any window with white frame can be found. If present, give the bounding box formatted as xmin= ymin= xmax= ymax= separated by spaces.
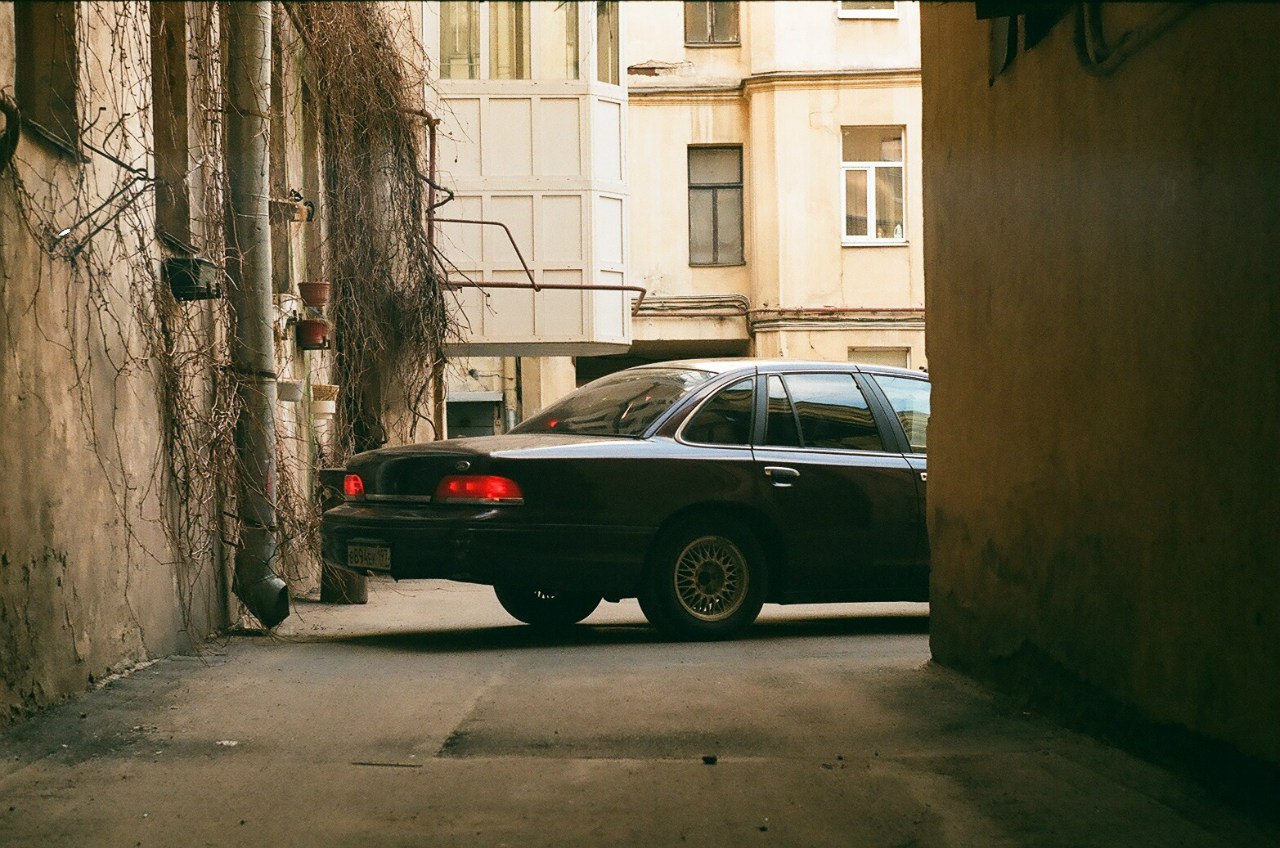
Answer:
xmin=685 ymin=1 xmax=739 ymax=45
xmin=440 ymin=2 xmax=480 ymax=79
xmin=689 ymin=146 xmax=744 ymax=266
xmin=489 ymin=1 xmax=530 ymax=80
xmin=535 ymin=1 xmax=579 ymax=80
xmin=837 ymin=1 xmax=898 ymax=19
xmin=440 ymin=1 xmax=581 ymax=81
xmin=596 ymin=2 xmax=620 ymax=85
xmin=841 ymin=126 xmax=905 ymax=243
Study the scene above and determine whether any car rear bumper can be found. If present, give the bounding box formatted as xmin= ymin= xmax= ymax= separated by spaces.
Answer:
xmin=321 ymin=502 xmax=653 ymax=598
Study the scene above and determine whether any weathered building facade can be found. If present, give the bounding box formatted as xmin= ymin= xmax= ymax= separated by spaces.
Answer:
xmin=0 ymin=1 xmax=443 ymax=720
xmin=427 ymin=1 xmax=925 ymax=428
xmin=621 ymin=0 xmax=924 ymax=375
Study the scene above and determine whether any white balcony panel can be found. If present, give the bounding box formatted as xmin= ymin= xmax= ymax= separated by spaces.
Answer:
xmin=483 ymin=271 xmax=536 ymax=338
xmin=486 ymin=195 xmax=535 ymax=264
xmin=594 ymin=194 xmax=624 ymax=265
xmin=594 ymin=269 xmax=631 ymax=341
xmin=437 ymin=84 xmax=629 ymax=355
xmin=483 ymin=99 xmax=533 ymax=176
xmin=591 ymin=99 xmax=623 ymax=181
xmin=538 ymin=99 xmax=583 ymax=176
xmin=437 ymin=195 xmax=484 ymax=267
xmin=446 ymin=280 xmax=630 ymax=356
xmin=540 ymin=195 xmax=583 ymax=263
xmin=440 ymin=99 xmax=481 ymax=178
xmin=538 ymin=269 xmax=586 ymax=337
xmin=449 ymin=283 xmax=486 ymax=338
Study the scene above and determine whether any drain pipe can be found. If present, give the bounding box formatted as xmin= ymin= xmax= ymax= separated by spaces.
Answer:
xmin=223 ymin=0 xmax=288 ymax=628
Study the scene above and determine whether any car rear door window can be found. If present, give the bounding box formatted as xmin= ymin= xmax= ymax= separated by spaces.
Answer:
xmin=514 ymin=367 xmax=713 ymax=436
xmin=871 ymin=374 xmax=929 ymax=453
xmin=782 ymin=372 xmax=884 ymax=451
xmin=683 ymin=378 xmax=754 ymax=445
xmin=763 ymin=375 xmax=801 ymax=447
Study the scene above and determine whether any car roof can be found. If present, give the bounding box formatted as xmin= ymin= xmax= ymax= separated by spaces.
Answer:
xmin=628 ymin=357 xmax=928 ymax=380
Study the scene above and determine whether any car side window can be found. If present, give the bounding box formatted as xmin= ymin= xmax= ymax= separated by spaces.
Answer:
xmin=872 ymin=374 xmax=930 ymax=453
xmin=782 ymin=373 xmax=884 ymax=451
xmin=683 ymin=378 xmax=754 ymax=445
xmin=763 ymin=375 xmax=801 ymax=447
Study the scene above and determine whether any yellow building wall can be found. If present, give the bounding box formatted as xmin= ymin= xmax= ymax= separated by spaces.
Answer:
xmin=922 ymin=4 xmax=1280 ymax=764
xmin=0 ymin=3 xmax=220 ymax=720
xmin=627 ymin=2 xmax=925 ymax=367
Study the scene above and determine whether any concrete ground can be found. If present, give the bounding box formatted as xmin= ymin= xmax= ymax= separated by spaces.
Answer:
xmin=1 ymin=579 xmax=1275 ymax=848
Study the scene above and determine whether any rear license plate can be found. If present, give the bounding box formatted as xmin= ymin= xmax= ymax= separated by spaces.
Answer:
xmin=347 ymin=543 xmax=391 ymax=572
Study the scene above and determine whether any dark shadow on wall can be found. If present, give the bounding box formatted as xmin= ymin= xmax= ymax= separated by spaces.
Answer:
xmin=941 ymin=638 xmax=1280 ymax=824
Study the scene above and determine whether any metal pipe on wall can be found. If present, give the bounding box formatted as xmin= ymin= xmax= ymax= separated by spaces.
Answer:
xmin=426 ymin=114 xmax=448 ymax=440
xmin=223 ymin=0 xmax=289 ymax=628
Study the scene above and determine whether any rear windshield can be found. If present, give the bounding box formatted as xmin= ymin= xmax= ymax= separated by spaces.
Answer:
xmin=513 ymin=368 xmax=715 ymax=437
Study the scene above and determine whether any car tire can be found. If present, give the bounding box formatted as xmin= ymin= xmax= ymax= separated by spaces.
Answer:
xmin=639 ymin=518 xmax=768 ymax=641
xmin=493 ymin=585 xmax=602 ymax=628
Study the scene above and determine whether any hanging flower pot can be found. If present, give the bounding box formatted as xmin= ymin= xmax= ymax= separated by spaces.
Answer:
xmin=277 ymin=380 xmax=304 ymax=403
xmin=310 ymin=383 xmax=338 ymax=419
xmin=298 ymin=280 xmax=331 ymax=308
xmin=296 ymin=318 xmax=330 ymax=350
xmin=164 ymin=256 xmax=220 ymax=301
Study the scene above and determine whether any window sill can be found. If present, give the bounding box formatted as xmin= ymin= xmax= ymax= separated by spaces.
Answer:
xmin=690 ymin=261 xmax=748 ymax=268
xmin=842 ymin=239 xmax=908 ymax=248
xmin=22 ymin=118 xmax=82 ymax=162
xmin=684 ymin=41 xmax=741 ymax=48
xmin=837 ymin=11 xmax=899 ymax=20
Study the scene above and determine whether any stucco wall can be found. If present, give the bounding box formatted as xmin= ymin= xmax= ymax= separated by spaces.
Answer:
xmin=625 ymin=2 xmax=925 ymax=372
xmin=0 ymin=3 xmax=224 ymax=721
xmin=921 ymin=4 xmax=1280 ymax=763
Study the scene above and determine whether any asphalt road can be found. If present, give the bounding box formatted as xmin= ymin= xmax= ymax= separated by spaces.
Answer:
xmin=1 ymin=579 xmax=1274 ymax=847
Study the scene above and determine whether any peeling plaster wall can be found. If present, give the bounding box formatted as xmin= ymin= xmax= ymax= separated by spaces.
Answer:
xmin=0 ymin=3 xmax=222 ymax=722
xmin=0 ymin=141 xmax=190 ymax=720
xmin=921 ymin=5 xmax=1280 ymax=763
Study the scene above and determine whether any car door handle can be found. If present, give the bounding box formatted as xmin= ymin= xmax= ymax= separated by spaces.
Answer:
xmin=920 ymin=472 xmax=927 ymax=483
xmin=764 ymin=466 xmax=800 ymax=488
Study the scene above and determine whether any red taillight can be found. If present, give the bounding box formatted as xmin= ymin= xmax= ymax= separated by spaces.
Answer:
xmin=343 ymin=474 xmax=365 ymax=499
xmin=433 ymin=474 xmax=524 ymax=504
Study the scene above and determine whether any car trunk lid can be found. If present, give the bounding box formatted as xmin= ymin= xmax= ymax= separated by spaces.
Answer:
xmin=343 ymin=434 xmax=614 ymax=500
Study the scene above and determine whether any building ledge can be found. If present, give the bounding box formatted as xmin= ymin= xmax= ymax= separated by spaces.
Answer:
xmin=628 ymin=66 xmax=921 ymax=99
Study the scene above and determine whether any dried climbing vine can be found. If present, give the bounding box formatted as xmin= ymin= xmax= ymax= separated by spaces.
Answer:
xmin=3 ymin=2 xmax=237 ymax=647
xmin=0 ymin=1 xmax=454 ymax=653
xmin=285 ymin=1 xmax=455 ymax=458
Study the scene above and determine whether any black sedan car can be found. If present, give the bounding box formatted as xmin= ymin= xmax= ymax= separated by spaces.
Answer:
xmin=321 ymin=359 xmax=930 ymax=640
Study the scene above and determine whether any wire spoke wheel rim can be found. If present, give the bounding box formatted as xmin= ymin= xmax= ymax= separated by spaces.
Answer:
xmin=672 ymin=535 xmax=749 ymax=622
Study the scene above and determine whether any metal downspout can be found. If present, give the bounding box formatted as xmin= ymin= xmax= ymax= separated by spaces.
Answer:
xmin=427 ymin=115 xmax=447 ymax=440
xmin=223 ymin=1 xmax=288 ymax=628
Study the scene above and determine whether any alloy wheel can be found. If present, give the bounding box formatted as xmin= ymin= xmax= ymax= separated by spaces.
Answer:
xmin=672 ymin=535 xmax=749 ymax=622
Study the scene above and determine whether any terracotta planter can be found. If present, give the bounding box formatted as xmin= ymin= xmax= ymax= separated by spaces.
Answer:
xmin=296 ymin=318 xmax=330 ymax=350
xmin=298 ymin=280 xmax=331 ymax=308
